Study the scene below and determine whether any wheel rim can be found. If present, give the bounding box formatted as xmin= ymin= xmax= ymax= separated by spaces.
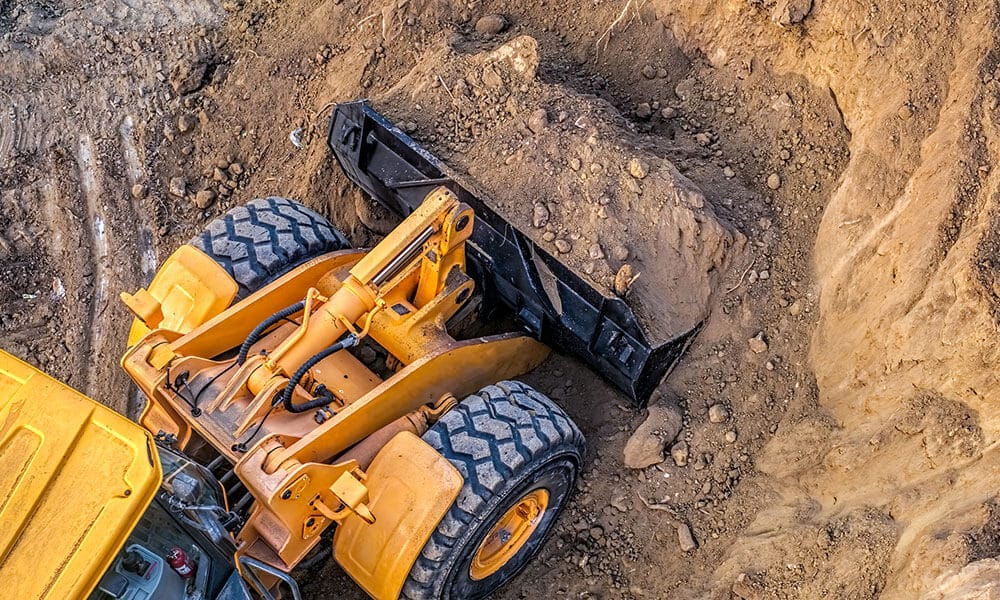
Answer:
xmin=468 ymin=488 xmax=550 ymax=581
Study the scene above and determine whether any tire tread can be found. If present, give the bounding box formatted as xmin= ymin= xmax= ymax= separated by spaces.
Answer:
xmin=189 ymin=197 xmax=349 ymax=297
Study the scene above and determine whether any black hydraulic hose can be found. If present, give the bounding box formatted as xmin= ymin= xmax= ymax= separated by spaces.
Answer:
xmin=281 ymin=334 xmax=359 ymax=413
xmin=237 ymin=300 xmax=306 ymax=365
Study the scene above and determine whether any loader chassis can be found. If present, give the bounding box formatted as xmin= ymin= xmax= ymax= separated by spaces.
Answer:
xmin=2 ymin=104 xmax=605 ymax=599
xmin=119 ymin=186 xmax=554 ymax=594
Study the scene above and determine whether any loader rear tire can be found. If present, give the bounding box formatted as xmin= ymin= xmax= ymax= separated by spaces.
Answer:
xmin=189 ymin=197 xmax=349 ymax=298
xmin=402 ymin=381 xmax=585 ymax=600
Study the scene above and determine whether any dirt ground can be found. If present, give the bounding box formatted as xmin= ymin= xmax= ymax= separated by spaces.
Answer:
xmin=2 ymin=0 xmax=999 ymax=598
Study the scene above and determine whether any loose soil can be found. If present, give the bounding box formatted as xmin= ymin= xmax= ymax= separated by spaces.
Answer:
xmin=1 ymin=0 xmax=998 ymax=598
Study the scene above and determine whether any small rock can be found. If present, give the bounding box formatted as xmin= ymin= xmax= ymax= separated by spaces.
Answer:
xmin=289 ymin=127 xmax=305 ymax=149
xmin=723 ymin=166 xmax=736 ymax=178
xmin=611 ymin=244 xmax=629 ymax=261
xmin=623 ymin=401 xmax=683 ymax=469
xmin=628 ymin=158 xmax=649 ymax=179
xmin=641 ymin=64 xmax=657 ymax=79
xmin=527 ymin=108 xmax=548 ymax=134
xmin=588 ymin=243 xmax=605 ymax=260
xmin=748 ymin=333 xmax=768 ymax=354
xmin=635 ymin=102 xmax=652 ymax=119
xmin=670 ymin=441 xmax=689 ymax=467
xmin=614 ymin=263 xmax=637 ymax=296
xmin=130 ymin=183 xmax=147 ymax=199
xmin=194 ymin=189 xmax=216 ymax=209
xmin=555 ymin=239 xmax=572 ymax=253
xmin=898 ymin=104 xmax=914 ymax=120
xmin=677 ymin=523 xmax=698 ymax=551
xmin=771 ymin=92 xmax=794 ymax=113
xmin=169 ymin=57 xmax=208 ymax=95
xmin=732 ymin=574 xmax=759 ymax=599
xmin=213 ymin=167 xmax=227 ymax=182
xmin=771 ymin=0 xmax=813 ymax=26
xmin=708 ymin=404 xmax=729 ymax=424
xmin=695 ymin=132 xmax=712 ymax=146
xmin=589 ymin=525 xmax=604 ymax=540
xmin=675 ymin=78 xmax=696 ymax=101
xmin=725 ymin=430 xmax=738 ymax=444
xmin=766 ymin=173 xmax=782 ymax=190
xmin=229 ymin=162 xmax=244 ymax=175
xmin=168 ymin=177 xmax=186 ymax=198
xmin=661 ymin=107 xmax=677 ymax=119
xmin=569 ymin=157 xmax=581 ymax=171
xmin=610 ymin=495 xmax=629 ymax=513
xmin=177 ymin=113 xmax=196 ymax=133
xmin=475 ymin=14 xmax=508 ymax=35
xmin=789 ymin=299 xmax=803 ymax=316
xmin=532 ymin=203 xmax=550 ymax=228
xmin=542 ymin=231 xmax=556 ymax=242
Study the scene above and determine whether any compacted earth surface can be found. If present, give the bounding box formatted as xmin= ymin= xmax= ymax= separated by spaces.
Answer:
xmin=2 ymin=0 xmax=999 ymax=598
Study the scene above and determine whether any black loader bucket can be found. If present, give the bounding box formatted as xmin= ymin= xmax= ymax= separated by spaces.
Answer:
xmin=328 ymin=101 xmax=699 ymax=406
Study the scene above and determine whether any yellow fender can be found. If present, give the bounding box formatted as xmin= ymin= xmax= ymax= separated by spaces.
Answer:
xmin=334 ymin=431 xmax=463 ymax=599
xmin=122 ymin=245 xmax=238 ymax=347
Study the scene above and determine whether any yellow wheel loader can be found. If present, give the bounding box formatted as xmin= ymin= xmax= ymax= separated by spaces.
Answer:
xmin=0 ymin=102 xmax=697 ymax=599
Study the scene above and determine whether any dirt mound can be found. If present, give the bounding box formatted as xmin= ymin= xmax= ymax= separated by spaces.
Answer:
xmin=373 ymin=34 xmax=746 ymax=343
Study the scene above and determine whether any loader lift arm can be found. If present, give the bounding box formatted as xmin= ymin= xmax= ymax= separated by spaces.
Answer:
xmin=328 ymin=101 xmax=699 ymax=406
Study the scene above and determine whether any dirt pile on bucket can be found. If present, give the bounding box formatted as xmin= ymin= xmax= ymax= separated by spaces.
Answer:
xmin=375 ymin=35 xmax=747 ymax=344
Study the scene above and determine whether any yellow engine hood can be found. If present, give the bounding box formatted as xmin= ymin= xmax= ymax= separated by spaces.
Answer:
xmin=0 ymin=350 xmax=162 ymax=599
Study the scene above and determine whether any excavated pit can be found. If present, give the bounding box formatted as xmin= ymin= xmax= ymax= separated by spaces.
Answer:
xmin=1 ymin=0 xmax=998 ymax=598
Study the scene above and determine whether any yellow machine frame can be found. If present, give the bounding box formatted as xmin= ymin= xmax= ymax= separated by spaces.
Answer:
xmin=0 ymin=351 xmax=162 ymax=600
xmin=118 ymin=187 xmax=549 ymax=596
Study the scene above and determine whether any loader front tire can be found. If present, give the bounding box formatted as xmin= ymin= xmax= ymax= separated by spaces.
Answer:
xmin=189 ymin=197 xmax=349 ymax=298
xmin=402 ymin=381 xmax=585 ymax=600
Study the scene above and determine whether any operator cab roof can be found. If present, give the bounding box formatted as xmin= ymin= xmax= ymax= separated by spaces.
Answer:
xmin=0 ymin=350 xmax=162 ymax=599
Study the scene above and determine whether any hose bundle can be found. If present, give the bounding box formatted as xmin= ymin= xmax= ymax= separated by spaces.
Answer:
xmin=280 ymin=334 xmax=359 ymax=413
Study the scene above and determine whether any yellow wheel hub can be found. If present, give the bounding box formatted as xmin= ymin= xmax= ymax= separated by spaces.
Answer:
xmin=469 ymin=488 xmax=550 ymax=581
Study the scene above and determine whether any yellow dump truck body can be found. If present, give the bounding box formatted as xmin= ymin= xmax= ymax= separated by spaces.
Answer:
xmin=0 ymin=350 xmax=162 ymax=599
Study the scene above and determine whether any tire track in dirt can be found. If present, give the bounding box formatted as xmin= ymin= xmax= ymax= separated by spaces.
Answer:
xmin=0 ymin=96 xmax=14 ymax=167
xmin=120 ymin=114 xmax=158 ymax=283
xmin=74 ymin=134 xmax=110 ymax=397
xmin=1 ymin=0 xmax=225 ymax=405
